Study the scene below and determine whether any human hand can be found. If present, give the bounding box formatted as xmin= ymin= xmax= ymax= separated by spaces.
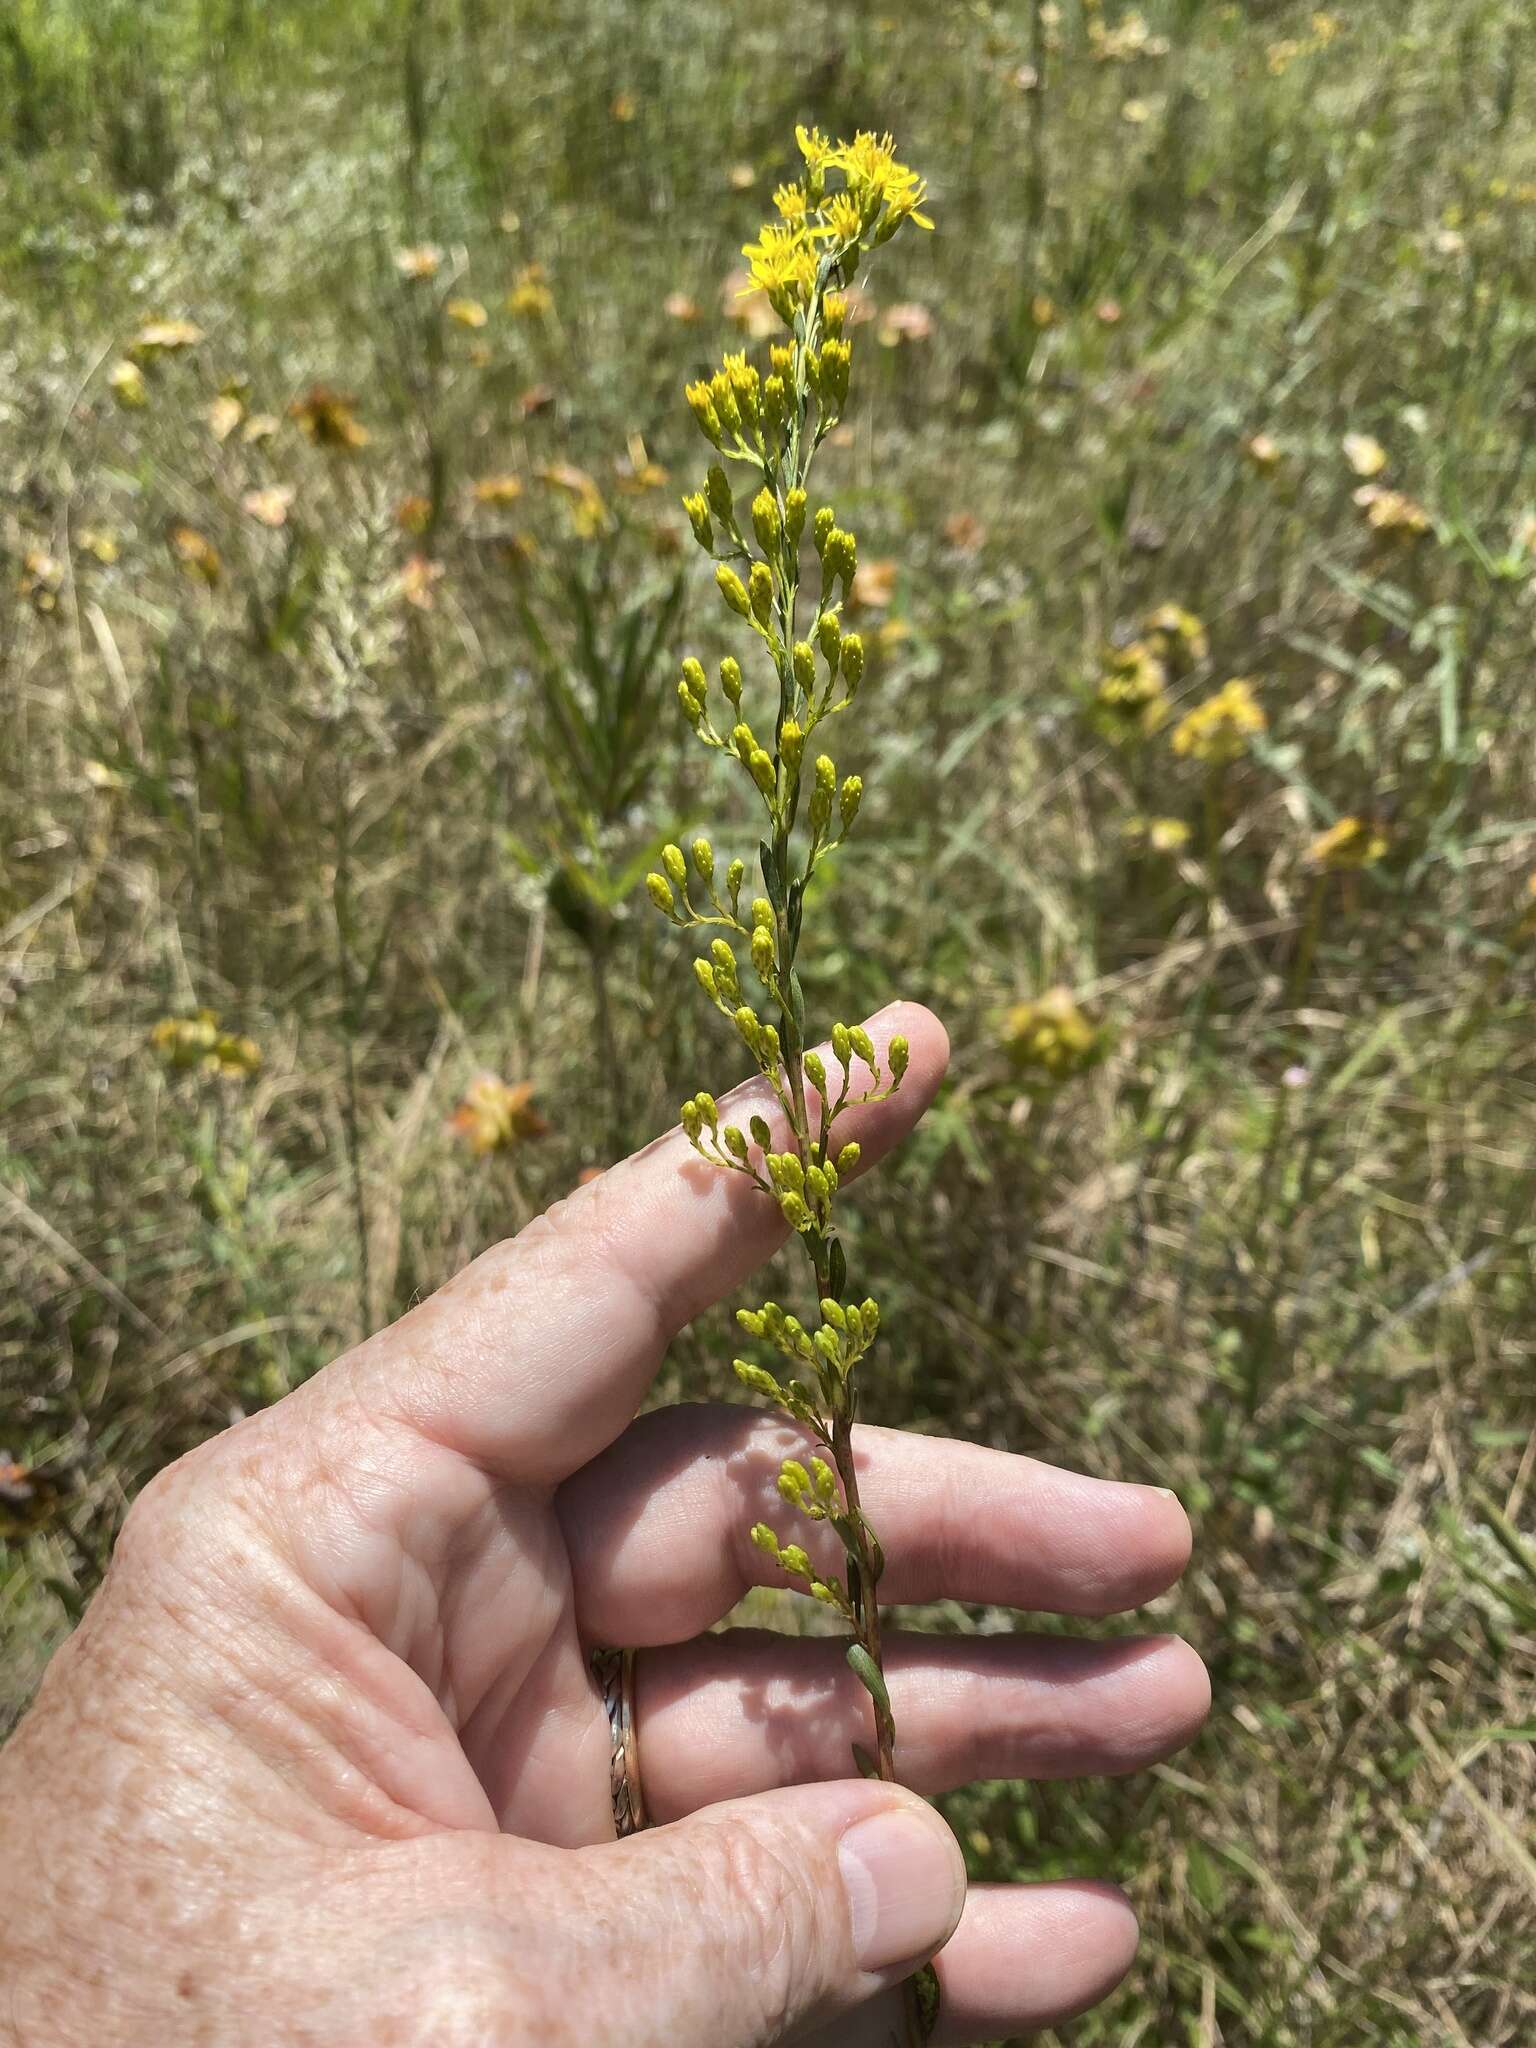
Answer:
xmin=0 ymin=1003 xmax=1207 ymax=2046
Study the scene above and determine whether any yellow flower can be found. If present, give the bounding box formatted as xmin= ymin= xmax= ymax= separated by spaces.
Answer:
xmin=507 ymin=264 xmax=554 ymax=317
xmin=290 ymin=386 xmax=370 ymax=451
xmin=1093 ymin=643 xmax=1170 ymax=740
xmin=1003 ymin=989 xmax=1104 ymax=1088
xmin=740 ymin=221 xmax=818 ymax=321
xmin=1171 ymin=678 xmax=1266 ymax=764
xmin=131 ymin=318 xmax=205 ymax=356
xmin=108 ymin=359 xmax=148 ymax=408
xmin=831 ymin=130 xmax=933 ymax=231
xmin=19 ymin=550 xmax=64 ymax=613
xmin=817 ymin=192 xmax=865 ymax=246
xmin=241 ymin=485 xmax=295 ymax=528
xmin=170 ymin=526 xmax=222 ymax=586
xmin=472 ymin=474 xmax=524 ymax=506
xmin=773 ymin=182 xmax=810 ymax=222
xmin=1354 ymin=485 xmax=1431 ymax=539
xmin=1124 ymin=814 xmax=1192 ymax=853
xmin=795 ymin=125 xmax=836 ymax=175
xmin=78 ymin=528 xmax=119 ymax=564
xmin=395 ymin=245 xmax=443 ymax=280
xmin=448 ymin=1076 xmax=548 ymax=1156
xmin=1306 ymin=816 xmax=1389 ymax=870
xmin=1343 ymin=432 xmax=1388 ymax=478
xmin=151 ymin=1011 xmax=260 ymax=1077
xmin=1144 ymin=603 xmax=1209 ymax=665
xmin=207 ymin=395 xmax=244 ymax=443
xmin=446 ymin=297 xmax=488 ymax=328
xmin=395 ymin=493 xmax=434 ymax=535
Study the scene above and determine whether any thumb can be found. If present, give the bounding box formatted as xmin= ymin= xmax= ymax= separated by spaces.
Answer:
xmin=567 ymin=1780 xmax=966 ymax=2047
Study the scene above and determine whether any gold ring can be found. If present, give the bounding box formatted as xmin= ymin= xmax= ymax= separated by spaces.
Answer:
xmin=591 ymin=1646 xmax=646 ymax=1837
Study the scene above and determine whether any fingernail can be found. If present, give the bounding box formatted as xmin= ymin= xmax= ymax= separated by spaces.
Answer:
xmin=838 ymin=1805 xmax=964 ymax=1975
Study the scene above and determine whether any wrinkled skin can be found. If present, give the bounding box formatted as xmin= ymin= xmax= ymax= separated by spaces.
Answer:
xmin=0 ymin=1005 xmax=1208 ymax=2046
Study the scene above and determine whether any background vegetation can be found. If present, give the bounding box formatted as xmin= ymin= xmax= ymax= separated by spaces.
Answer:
xmin=3 ymin=2 xmax=1534 ymax=2041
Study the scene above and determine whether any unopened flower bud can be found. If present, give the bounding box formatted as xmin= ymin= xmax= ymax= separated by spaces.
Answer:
xmin=779 ymin=719 xmax=804 ymax=771
xmin=817 ymin=611 xmax=842 ymax=665
xmin=823 ymin=293 xmax=848 ymax=340
xmin=779 ymin=1190 xmax=811 ymax=1231
xmin=888 ymin=1035 xmax=909 ymax=1084
xmin=678 ymin=680 xmax=703 ymax=726
xmin=792 ymin=641 xmax=815 ymax=695
xmin=840 ymin=633 xmax=865 ymax=691
xmin=840 ymin=775 xmax=863 ymax=831
xmin=691 ymin=837 xmax=714 ymax=880
xmin=749 ymin=1114 xmax=771 ymax=1149
xmin=735 ymin=1359 xmax=781 ymax=1398
xmin=749 ymin=560 xmax=774 ymax=624
xmin=751 ymin=925 xmax=775 ymax=979
xmin=720 ymin=656 xmax=743 ymax=706
xmin=726 ymin=856 xmax=745 ymax=896
xmin=784 ymin=488 xmax=808 ymax=549
xmin=662 ymin=843 xmax=687 ymax=888
xmin=803 ymin=1051 xmax=827 ymax=1094
xmin=750 ymin=1522 xmax=781 ymax=1557
xmin=832 ymin=1022 xmax=852 ymax=1067
xmin=764 ymin=375 xmax=787 ymax=435
xmin=813 ymin=505 xmax=836 ymax=556
xmin=849 ymin=1026 xmax=875 ymax=1069
xmin=682 ymin=492 xmax=713 ymax=549
xmin=681 ymin=1098 xmax=703 ymax=1141
xmin=751 ymin=488 xmax=781 ymax=555
xmin=723 ymin=1124 xmax=749 ymax=1162
xmin=709 ymin=370 xmax=741 ymax=434
xmin=716 ymin=564 xmax=750 ymax=617
xmin=646 ymin=873 xmax=675 ymax=914
xmin=751 ymin=896 xmax=773 ymax=929
xmin=694 ymin=958 xmax=718 ymax=999
xmin=820 ymin=337 xmax=851 ymax=409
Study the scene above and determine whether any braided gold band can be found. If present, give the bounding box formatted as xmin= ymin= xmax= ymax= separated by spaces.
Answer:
xmin=591 ymin=1645 xmax=647 ymax=1838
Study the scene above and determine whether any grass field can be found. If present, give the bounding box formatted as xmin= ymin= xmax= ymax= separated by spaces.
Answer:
xmin=3 ymin=2 xmax=1535 ymax=2041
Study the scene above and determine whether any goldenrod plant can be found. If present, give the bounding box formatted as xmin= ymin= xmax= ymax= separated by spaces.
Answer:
xmin=647 ymin=125 xmax=939 ymax=2039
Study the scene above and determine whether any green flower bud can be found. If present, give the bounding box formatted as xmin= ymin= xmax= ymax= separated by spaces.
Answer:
xmin=840 ymin=633 xmax=865 ymax=691
xmin=731 ymin=722 xmax=755 ymax=763
xmin=760 ymin=1023 xmax=781 ymax=1066
xmin=820 ymin=1298 xmax=847 ymax=1330
xmin=849 ymin=1026 xmax=875 ymax=1069
xmin=792 ymin=641 xmax=815 ymax=696
xmin=662 ymin=843 xmax=687 ymax=888
xmin=694 ymin=958 xmax=719 ymax=999
xmin=836 ymin=1141 xmax=862 ymax=1174
xmin=751 ymin=896 xmax=774 ymax=929
xmin=685 ymin=381 xmax=723 ymax=445
xmin=710 ymin=940 xmax=739 ymax=996
xmin=832 ymin=1022 xmax=852 ymax=1067
xmin=779 ymin=1543 xmax=812 ymax=1578
xmin=706 ymin=463 xmax=735 ymax=525
xmin=817 ymin=611 xmax=842 ymax=665
xmin=749 ymin=1114 xmax=772 ymax=1149
xmin=819 ymin=337 xmax=851 ymax=409
xmin=646 ymin=872 xmax=675 ymax=914
xmin=726 ymin=857 xmax=746 ymax=897
xmin=768 ymin=1151 xmax=805 ymax=1193
xmin=784 ymin=488 xmax=808 ymax=549
xmin=734 ymin=1359 xmax=781 ymax=1398
xmin=763 ymin=375 xmax=787 ymax=435
xmin=737 ymin=1308 xmax=766 ymax=1336
xmin=779 ymin=719 xmax=804 ymax=772
xmin=720 ymin=656 xmax=743 ymax=706
xmin=716 ymin=563 xmax=751 ymax=617
xmin=750 ymin=1522 xmax=781 ymax=1557
xmin=678 ymin=680 xmax=703 ymax=726
xmin=748 ymin=560 xmax=774 ymax=625
xmin=861 ymin=1298 xmax=880 ymax=1337
xmin=681 ymin=1097 xmax=703 ymax=1140
xmin=691 ymin=837 xmax=714 ymax=880
xmin=811 ymin=1458 xmax=840 ymax=1507
xmin=723 ymin=1125 xmax=749 ymax=1161
xmin=779 ymin=1190 xmax=811 ymax=1231
xmin=709 ymin=370 xmax=741 ymax=435
xmin=840 ymin=775 xmax=863 ymax=831
xmin=813 ymin=505 xmax=836 ymax=557
xmin=804 ymin=348 xmax=822 ymax=397
xmin=749 ymin=746 xmax=776 ymax=794
xmin=888 ymin=1035 xmax=909 ymax=1083
xmin=751 ymin=487 xmax=781 ymax=555
xmin=814 ymin=1325 xmax=841 ymax=1364
xmin=751 ymin=925 xmax=775 ymax=980
xmin=806 ymin=1164 xmax=831 ymax=1208
xmin=734 ymin=1005 xmax=760 ymax=1052
xmin=803 ymin=1051 xmax=827 ymax=1094
xmin=696 ymin=1091 xmax=719 ymax=1127
xmin=778 ymin=1459 xmax=812 ymax=1507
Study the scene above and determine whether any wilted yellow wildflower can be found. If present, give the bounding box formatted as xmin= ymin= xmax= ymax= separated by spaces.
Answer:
xmin=131 ymin=318 xmax=205 ymax=356
xmin=242 ymin=486 xmax=295 ymax=529
xmin=151 ymin=1011 xmax=261 ymax=1077
xmin=1093 ymin=642 xmax=1171 ymax=740
xmin=446 ymin=297 xmax=488 ymax=328
xmin=1307 ymin=816 xmax=1389 ymax=870
xmin=170 ymin=526 xmax=222 ymax=585
xmin=108 ymin=359 xmax=148 ymax=408
xmin=395 ymin=245 xmax=443 ymax=280
xmin=448 ymin=1076 xmax=548 ymax=1156
xmin=1343 ymin=432 xmax=1388 ymax=478
xmin=1171 ymin=678 xmax=1266 ymax=763
xmin=1003 ymin=988 xmax=1105 ymax=1087
xmin=291 ymin=386 xmax=370 ymax=451
xmin=472 ymin=474 xmax=524 ymax=506
xmin=208 ymin=395 xmax=244 ymax=443
xmin=1354 ymin=485 xmax=1431 ymax=539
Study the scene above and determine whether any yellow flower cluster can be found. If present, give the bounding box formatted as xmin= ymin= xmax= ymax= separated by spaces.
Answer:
xmin=1003 ymin=988 xmax=1104 ymax=1088
xmin=739 ymin=126 xmax=931 ymax=324
xmin=150 ymin=1011 xmax=261 ymax=1077
xmin=1092 ymin=603 xmax=1209 ymax=741
xmin=1307 ymin=816 xmax=1390 ymax=871
xmin=1171 ymin=678 xmax=1267 ymax=765
xmin=447 ymin=1076 xmax=548 ymax=1156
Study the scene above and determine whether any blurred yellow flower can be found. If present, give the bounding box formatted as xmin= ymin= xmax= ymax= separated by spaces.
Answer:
xmin=131 ymin=318 xmax=205 ymax=356
xmin=1307 ymin=816 xmax=1390 ymax=870
xmin=291 ymin=386 xmax=370 ymax=451
xmin=1144 ymin=602 xmax=1209 ymax=665
xmin=1354 ymin=485 xmax=1431 ymax=539
xmin=1343 ymin=432 xmax=1388 ymax=478
xmin=1093 ymin=643 xmax=1170 ymax=740
xmin=610 ymin=89 xmax=638 ymax=122
xmin=448 ymin=1076 xmax=548 ymax=1156
xmin=1124 ymin=814 xmax=1192 ymax=853
xmin=446 ymin=297 xmax=489 ymax=328
xmin=537 ymin=461 xmax=608 ymax=536
xmin=19 ymin=550 xmax=63 ymax=612
xmin=472 ymin=474 xmax=524 ymax=506
xmin=242 ymin=412 xmax=281 ymax=444
xmin=401 ymin=555 xmax=445 ymax=610
xmin=78 ymin=528 xmax=119 ymax=564
xmin=1003 ymin=989 xmax=1104 ymax=1087
xmin=208 ymin=395 xmax=244 ymax=442
xmin=1244 ymin=430 xmax=1282 ymax=473
xmin=1089 ymin=10 xmax=1170 ymax=61
xmin=151 ymin=1011 xmax=261 ymax=1078
xmin=395 ymin=245 xmax=443 ymax=280
xmin=108 ymin=359 xmax=148 ymax=408
xmin=507 ymin=264 xmax=554 ymax=317
xmin=242 ymin=485 xmax=295 ymax=529
xmin=170 ymin=526 xmax=222 ymax=585
xmin=850 ymin=558 xmax=899 ymax=610
xmin=663 ymin=291 xmax=700 ymax=322
xmin=1171 ymin=678 xmax=1266 ymax=763
xmin=395 ymin=493 xmax=433 ymax=534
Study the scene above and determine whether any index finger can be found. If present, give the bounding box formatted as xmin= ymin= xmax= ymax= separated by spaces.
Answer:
xmin=336 ymin=1001 xmax=948 ymax=1484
